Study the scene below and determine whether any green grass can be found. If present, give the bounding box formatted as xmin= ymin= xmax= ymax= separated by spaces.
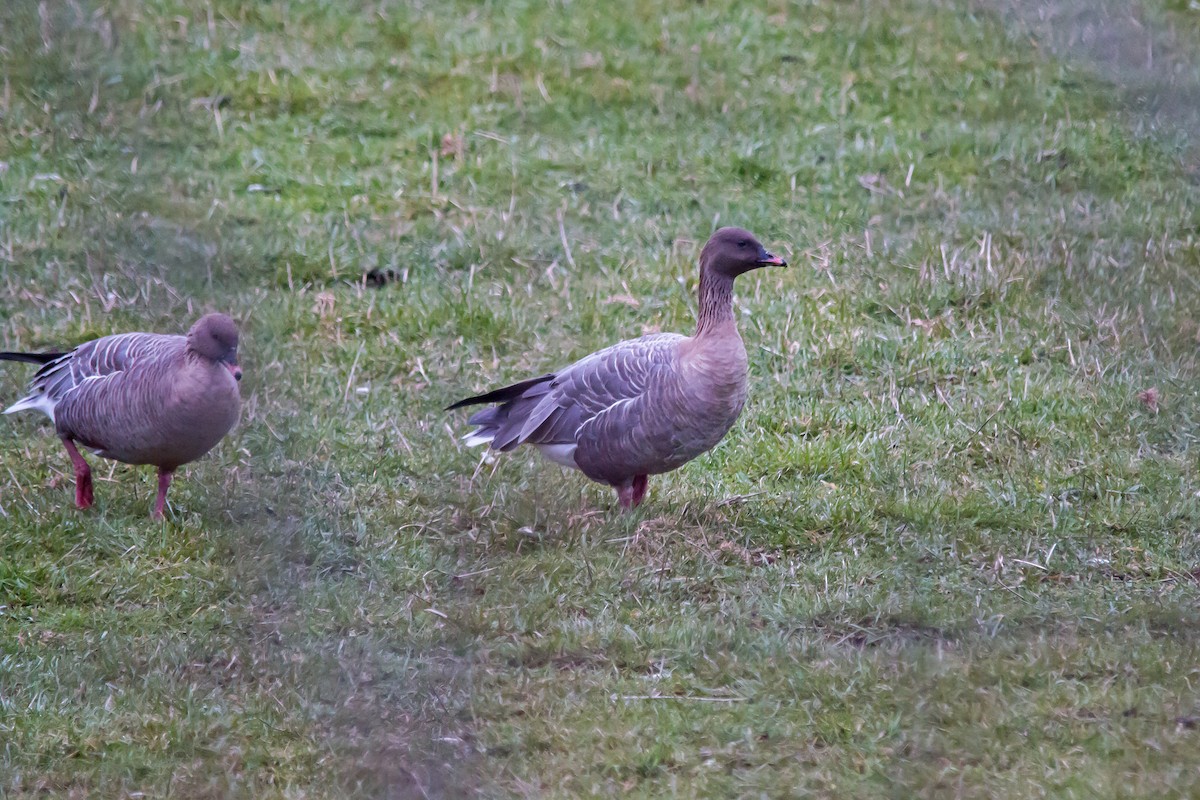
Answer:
xmin=3 ymin=0 xmax=1200 ymax=796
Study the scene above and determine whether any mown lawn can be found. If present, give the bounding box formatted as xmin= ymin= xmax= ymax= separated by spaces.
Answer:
xmin=3 ymin=0 xmax=1200 ymax=796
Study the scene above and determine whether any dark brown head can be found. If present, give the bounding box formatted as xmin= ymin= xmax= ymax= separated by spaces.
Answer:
xmin=187 ymin=313 xmax=242 ymax=381
xmin=700 ymin=227 xmax=787 ymax=278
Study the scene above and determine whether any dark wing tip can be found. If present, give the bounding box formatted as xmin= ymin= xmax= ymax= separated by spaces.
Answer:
xmin=445 ymin=373 xmax=556 ymax=412
xmin=0 ymin=351 xmax=67 ymax=366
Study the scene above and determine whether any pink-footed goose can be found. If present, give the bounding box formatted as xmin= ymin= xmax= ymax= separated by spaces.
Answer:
xmin=1 ymin=313 xmax=243 ymax=518
xmin=447 ymin=227 xmax=786 ymax=509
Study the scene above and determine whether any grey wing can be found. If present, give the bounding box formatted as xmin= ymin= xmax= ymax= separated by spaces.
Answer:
xmin=506 ymin=333 xmax=684 ymax=452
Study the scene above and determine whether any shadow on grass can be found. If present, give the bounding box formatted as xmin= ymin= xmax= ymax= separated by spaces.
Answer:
xmin=986 ymin=0 xmax=1200 ymax=145
xmin=205 ymin=470 xmax=487 ymax=796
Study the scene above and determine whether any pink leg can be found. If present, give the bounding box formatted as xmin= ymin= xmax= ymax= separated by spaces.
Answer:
xmin=615 ymin=475 xmax=649 ymax=510
xmin=630 ymin=475 xmax=648 ymax=508
xmin=61 ymin=439 xmax=94 ymax=509
xmin=152 ymin=469 xmax=174 ymax=519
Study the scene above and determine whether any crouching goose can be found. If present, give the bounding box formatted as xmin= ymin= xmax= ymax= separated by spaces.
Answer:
xmin=1 ymin=313 xmax=243 ymax=518
xmin=447 ymin=227 xmax=786 ymax=509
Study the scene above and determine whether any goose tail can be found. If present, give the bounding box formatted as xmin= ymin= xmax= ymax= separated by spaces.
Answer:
xmin=1 ymin=351 xmax=67 ymax=422
xmin=3 ymin=392 xmax=57 ymax=421
xmin=461 ymin=429 xmax=495 ymax=448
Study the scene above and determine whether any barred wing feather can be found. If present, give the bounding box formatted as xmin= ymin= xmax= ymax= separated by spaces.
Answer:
xmin=4 ymin=333 xmax=184 ymax=422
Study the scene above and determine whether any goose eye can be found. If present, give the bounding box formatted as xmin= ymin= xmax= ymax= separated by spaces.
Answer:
xmin=738 ymin=240 xmax=749 ymax=249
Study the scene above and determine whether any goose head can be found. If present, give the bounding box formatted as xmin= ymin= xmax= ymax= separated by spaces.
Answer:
xmin=700 ymin=227 xmax=787 ymax=278
xmin=188 ymin=313 xmax=242 ymax=381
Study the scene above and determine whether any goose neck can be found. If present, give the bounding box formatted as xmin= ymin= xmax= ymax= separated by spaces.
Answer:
xmin=694 ymin=268 xmax=736 ymax=337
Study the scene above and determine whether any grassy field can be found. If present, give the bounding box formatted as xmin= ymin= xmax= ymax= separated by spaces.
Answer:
xmin=3 ymin=0 xmax=1200 ymax=796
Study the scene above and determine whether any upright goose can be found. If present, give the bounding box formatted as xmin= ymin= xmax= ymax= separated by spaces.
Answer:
xmin=447 ymin=227 xmax=786 ymax=508
xmin=1 ymin=313 xmax=243 ymax=518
